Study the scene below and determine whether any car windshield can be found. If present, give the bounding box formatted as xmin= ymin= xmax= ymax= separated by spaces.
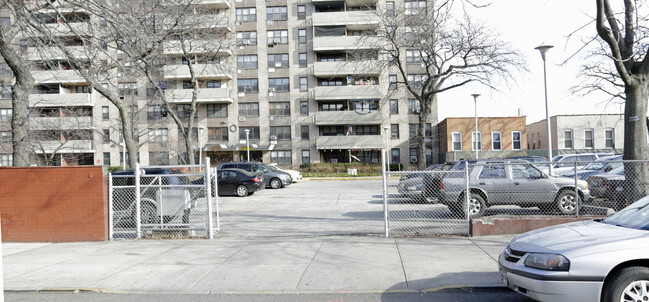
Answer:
xmin=583 ymin=162 xmax=608 ymax=171
xmin=602 ymin=196 xmax=649 ymax=230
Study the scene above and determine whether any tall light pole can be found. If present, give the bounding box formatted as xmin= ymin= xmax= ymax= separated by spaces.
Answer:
xmin=471 ymin=93 xmax=480 ymax=159
xmin=535 ymin=44 xmax=553 ymax=174
xmin=244 ymin=129 xmax=250 ymax=162
xmin=198 ymin=126 xmax=205 ymax=166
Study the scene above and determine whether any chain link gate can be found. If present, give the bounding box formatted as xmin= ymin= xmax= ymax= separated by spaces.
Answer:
xmin=109 ymin=162 xmax=218 ymax=240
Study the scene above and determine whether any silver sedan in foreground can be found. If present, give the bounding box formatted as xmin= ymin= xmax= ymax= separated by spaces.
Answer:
xmin=499 ymin=195 xmax=649 ymax=302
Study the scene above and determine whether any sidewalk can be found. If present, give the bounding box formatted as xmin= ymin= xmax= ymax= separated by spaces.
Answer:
xmin=2 ymin=235 xmax=513 ymax=294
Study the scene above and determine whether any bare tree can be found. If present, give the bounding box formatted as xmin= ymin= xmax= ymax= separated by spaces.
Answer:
xmin=593 ymin=0 xmax=649 ymax=203
xmin=360 ymin=0 xmax=524 ymax=168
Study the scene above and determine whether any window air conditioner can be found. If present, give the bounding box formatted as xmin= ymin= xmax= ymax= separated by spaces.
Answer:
xmin=238 ymin=116 xmax=246 ymax=122
xmin=268 ymin=88 xmax=275 ymax=92
xmin=410 ymin=156 xmax=418 ymax=163
xmin=270 ymin=135 xmax=277 ymax=140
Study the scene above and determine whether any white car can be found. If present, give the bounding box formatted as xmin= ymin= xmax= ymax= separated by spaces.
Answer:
xmin=499 ymin=195 xmax=649 ymax=302
xmin=267 ymin=163 xmax=302 ymax=182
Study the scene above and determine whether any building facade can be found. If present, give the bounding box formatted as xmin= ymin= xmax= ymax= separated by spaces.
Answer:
xmin=526 ymin=114 xmax=624 ymax=152
xmin=0 ymin=0 xmax=438 ymax=169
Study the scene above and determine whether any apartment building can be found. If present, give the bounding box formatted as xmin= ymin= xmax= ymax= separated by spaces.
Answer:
xmin=0 ymin=0 xmax=437 ymax=169
xmin=526 ymin=114 xmax=624 ymax=151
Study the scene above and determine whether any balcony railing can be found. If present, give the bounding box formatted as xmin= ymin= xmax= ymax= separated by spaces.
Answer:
xmin=314 ymin=85 xmax=381 ymax=100
xmin=315 ymin=135 xmax=383 ymax=150
xmin=165 ymin=88 xmax=233 ymax=103
xmin=163 ymin=40 xmax=232 ymax=56
xmin=29 ymin=116 xmax=93 ymax=130
xmin=32 ymin=140 xmax=94 ymax=154
xmin=29 ymin=93 xmax=92 ymax=107
xmin=314 ymin=60 xmax=380 ymax=77
xmin=32 ymin=70 xmax=86 ymax=84
xmin=315 ymin=110 xmax=381 ymax=126
xmin=313 ymin=35 xmax=380 ymax=51
xmin=163 ymin=64 xmax=232 ymax=80
xmin=27 ymin=46 xmax=87 ymax=61
xmin=312 ymin=11 xmax=380 ymax=27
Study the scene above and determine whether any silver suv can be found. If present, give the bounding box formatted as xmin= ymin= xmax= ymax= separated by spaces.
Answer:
xmin=217 ymin=162 xmax=291 ymax=189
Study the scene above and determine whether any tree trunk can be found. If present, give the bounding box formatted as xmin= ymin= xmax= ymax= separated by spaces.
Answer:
xmin=623 ymin=84 xmax=649 ymax=206
xmin=417 ymin=96 xmax=431 ymax=170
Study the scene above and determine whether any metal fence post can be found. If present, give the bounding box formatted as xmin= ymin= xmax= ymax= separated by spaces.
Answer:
xmin=465 ymin=161 xmax=471 ymax=237
xmin=206 ymin=159 xmax=214 ymax=239
xmin=135 ymin=162 xmax=142 ymax=239
xmin=382 ymin=148 xmax=389 ymax=237
xmin=108 ymin=173 xmax=114 ymax=240
xmin=574 ymin=162 xmax=579 ymax=217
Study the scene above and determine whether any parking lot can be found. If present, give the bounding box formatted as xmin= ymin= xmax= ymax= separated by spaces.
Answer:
xmin=215 ymin=179 xmax=387 ymax=238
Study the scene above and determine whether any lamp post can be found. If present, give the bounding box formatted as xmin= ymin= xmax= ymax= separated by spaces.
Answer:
xmin=471 ymin=93 xmax=480 ymax=159
xmin=245 ymin=129 xmax=250 ymax=161
xmin=384 ymin=125 xmax=390 ymax=171
xmin=535 ymin=44 xmax=553 ymax=174
xmin=198 ymin=126 xmax=205 ymax=166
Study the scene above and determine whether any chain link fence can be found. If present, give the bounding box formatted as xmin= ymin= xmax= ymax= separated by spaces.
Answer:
xmin=109 ymin=163 xmax=218 ymax=240
xmin=384 ymin=159 xmax=649 ymax=237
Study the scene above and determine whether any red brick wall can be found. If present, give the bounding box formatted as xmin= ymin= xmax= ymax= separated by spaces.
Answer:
xmin=0 ymin=166 xmax=108 ymax=242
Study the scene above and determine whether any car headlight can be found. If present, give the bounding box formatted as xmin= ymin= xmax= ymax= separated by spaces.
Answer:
xmin=524 ymin=253 xmax=570 ymax=271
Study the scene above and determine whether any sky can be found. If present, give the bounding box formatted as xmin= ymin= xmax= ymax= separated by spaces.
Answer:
xmin=437 ymin=0 xmax=623 ymax=124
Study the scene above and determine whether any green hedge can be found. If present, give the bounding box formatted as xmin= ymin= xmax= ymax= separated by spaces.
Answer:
xmin=299 ymin=163 xmax=390 ymax=177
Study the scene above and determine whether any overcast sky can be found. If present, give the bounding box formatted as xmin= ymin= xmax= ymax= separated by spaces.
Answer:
xmin=437 ymin=0 xmax=624 ymax=124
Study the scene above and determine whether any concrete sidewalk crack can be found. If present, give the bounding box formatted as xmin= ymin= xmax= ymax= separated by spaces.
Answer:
xmin=395 ymin=239 xmax=409 ymax=289
xmin=295 ymin=241 xmax=324 ymax=290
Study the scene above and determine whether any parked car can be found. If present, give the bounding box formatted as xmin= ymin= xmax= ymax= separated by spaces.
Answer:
xmin=217 ymin=162 xmax=291 ymax=189
xmin=588 ymin=165 xmax=627 ymax=210
xmin=422 ymin=160 xmax=474 ymax=202
xmin=111 ymin=167 xmax=195 ymax=224
xmin=560 ymin=154 xmax=622 ymax=180
xmin=398 ymin=164 xmax=445 ymax=202
xmin=192 ymin=168 xmax=264 ymax=197
xmin=437 ymin=159 xmax=590 ymax=217
xmin=267 ymin=163 xmax=302 ymax=182
xmin=540 ymin=153 xmax=612 ymax=175
xmin=499 ymin=195 xmax=649 ymax=302
xmin=506 ymin=156 xmax=549 ymax=163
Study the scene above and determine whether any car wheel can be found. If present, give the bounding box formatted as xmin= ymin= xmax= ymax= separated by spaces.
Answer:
xmin=139 ymin=202 xmax=159 ymax=224
xmin=602 ymin=266 xmax=649 ymax=302
xmin=455 ymin=193 xmax=486 ymax=218
xmin=236 ymin=185 xmax=249 ymax=197
xmin=555 ymin=190 xmax=579 ymax=214
xmin=270 ymin=178 xmax=282 ymax=189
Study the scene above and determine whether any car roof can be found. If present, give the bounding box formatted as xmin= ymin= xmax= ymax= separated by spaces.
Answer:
xmin=219 ymin=168 xmax=255 ymax=176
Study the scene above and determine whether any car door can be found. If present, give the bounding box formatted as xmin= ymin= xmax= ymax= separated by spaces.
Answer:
xmin=218 ymin=170 xmax=237 ymax=194
xmin=475 ymin=162 xmax=510 ymax=205
xmin=510 ymin=163 xmax=557 ymax=203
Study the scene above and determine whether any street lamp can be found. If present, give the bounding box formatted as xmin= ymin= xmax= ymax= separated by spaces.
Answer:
xmin=198 ymin=126 xmax=205 ymax=166
xmin=244 ymin=129 xmax=250 ymax=162
xmin=471 ymin=93 xmax=480 ymax=159
xmin=535 ymin=44 xmax=553 ymax=174
xmin=383 ymin=125 xmax=390 ymax=171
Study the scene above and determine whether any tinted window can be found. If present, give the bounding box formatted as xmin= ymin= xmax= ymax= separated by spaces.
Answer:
xmin=221 ymin=164 xmax=237 ymax=169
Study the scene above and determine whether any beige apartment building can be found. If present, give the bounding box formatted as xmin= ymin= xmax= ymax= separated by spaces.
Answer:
xmin=0 ymin=0 xmax=437 ymax=169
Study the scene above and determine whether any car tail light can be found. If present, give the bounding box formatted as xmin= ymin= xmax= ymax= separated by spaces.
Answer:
xmin=440 ymin=181 xmax=445 ymax=190
xmin=253 ymin=177 xmax=261 ymax=183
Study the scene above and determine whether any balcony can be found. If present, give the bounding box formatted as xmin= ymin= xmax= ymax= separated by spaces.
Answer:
xmin=313 ymin=35 xmax=380 ymax=51
xmin=32 ymin=70 xmax=86 ymax=84
xmin=163 ymin=64 xmax=232 ymax=80
xmin=165 ymin=0 xmax=231 ymax=8
xmin=314 ymin=85 xmax=381 ymax=100
xmin=312 ymin=11 xmax=379 ymax=28
xmin=163 ymin=40 xmax=232 ymax=56
xmin=166 ymin=88 xmax=233 ymax=103
xmin=29 ymin=116 xmax=93 ymax=130
xmin=32 ymin=140 xmax=94 ymax=154
xmin=29 ymin=93 xmax=93 ymax=107
xmin=27 ymin=46 xmax=87 ymax=61
xmin=315 ymin=110 xmax=381 ymax=126
xmin=166 ymin=13 xmax=231 ymax=30
xmin=314 ymin=60 xmax=380 ymax=77
xmin=38 ymin=22 xmax=90 ymax=36
xmin=315 ymin=135 xmax=383 ymax=150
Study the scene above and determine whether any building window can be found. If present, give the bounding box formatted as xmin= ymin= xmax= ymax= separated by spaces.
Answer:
xmin=299 ymin=77 xmax=308 ymax=91
xmin=0 ymin=17 xmax=10 ymax=29
xmin=512 ymin=131 xmax=522 ymax=150
xmin=0 ymin=64 xmax=13 ymax=77
xmin=207 ymin=104 xmax=228 ymax=118
xmin=605 ymin=128 xmax=615 ymax=148
xmin=237 ymin=55 xmax=258 ymax=69
xmin=271 ymin=151 xmax=292 ymax=164
xmin=298 ymin=28 xmax=307 ymax=43
xmin=0 ymin=85 xmax=10 ymax=99
xmin=0 ymin=131 xmax=11 ymax=143
xmin=0 ymin=154 xmax=13 ymax=166
xmin=0 ymin=108 xmax=13 ymax=121
xmin=239 ymin=127 xmax=260 ymax=140
xmin=302 ymin=150 xmax=310 ymax=163
xmin=149 ymin=152 xmax=169 ymax=166
xmin=148 ymin=128 xmax=169 ymax=142
xmin=299 ymin=53 xmax=307 ymax=67
xmin=270 ymin=126 xmax=291 ymax=140
xmin=268 ymin=78 xmax=290 ymax=92
xmin=563 ymin=129 xmax=573 ymax=149
xmin=236 ymin=31 xmax=257 ymax=45
xmin=175 ymin=105 xmax=198 ymax=119
xmin=300 ymin=101 xmax=309 ymax=115
xmin=147 ymin=105 xmax=167 ymax=120
xmin=237 ymin=78 xmax=259 ymax=93
xmin=236 ymin=8 xmax=256 ymax=22
xmin=530 ymin=134 xmax=535 ymax=149
xmin=585 ymin=129 xmax=594 ymax=149
xmin=410 ymin=148 xmax=418 ymax=163
xmin=472 ymin=131 xmax=482 ymax=151
xmin=492 ymin=131 xmax=502 ymax=151
xmin=208 ymin=127 xmax=228 ymax=141
xmin=405 ymin=1 xmax=427 ymax=15
xmin=103 ymin=152 xmax=111 ymax=166
xmin=102 ymin=106 xmax=109 ymax=120
xmin=321 ymin=126 xmax=345 ymax=136
xmin=391 ymin=148 xmax=400 ymax=163
xmin=269 ymin=102 xmax=290 ymax=116
xmin=103 ymin=129 xmax=110 ymax=143
xmin=266 ymin=6 xmax=287 ymax=21
xmin=118 ymin=82 xmax=138 ymax=96
xmin=406 ymin=50 xmax=429 ymax=63
xmin=238 ymin=103 xmax=259 ymax=116
xmin=301 ymin=125 xmax=309 ymax=140
xmin=267 ymin=30 xmax=289 ymax=44
xmin=408 ymin=99 xmax=420 ymax=114
xmin=389 ymin=74 xmax=397 ymax=90
xmin=452 ymin=132 xmax=462 ymax=151
xmin=390 ymin=124 xmax=399 ymax=139
xmin=386 ymin=1 xmax=395 ymax=16
xmin=298 ymin=5 xmax=307 ymax=19
xmin=407 ymin=74 xmax=427 ymax=88
xmin=390 ymin=99 xmax=398 ymax=114
xmin=356 ymin=126 xmax=378 ymax=135
xmin=267 ymin=54 xmax=289 ymax=68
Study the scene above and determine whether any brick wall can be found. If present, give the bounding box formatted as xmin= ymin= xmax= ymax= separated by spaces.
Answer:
xmin=0 ymin=166 xmax=108 ymax=242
